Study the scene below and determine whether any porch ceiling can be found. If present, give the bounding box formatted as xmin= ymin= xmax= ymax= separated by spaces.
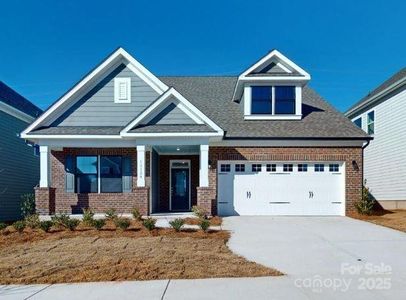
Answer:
xmin=153 ymin=145 xmax=200 ymax=154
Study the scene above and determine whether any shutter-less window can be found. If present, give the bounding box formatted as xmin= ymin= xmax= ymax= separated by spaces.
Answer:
xmin=65 ymin=155 xmax=75 ymax=193
xmin=122 ymin=156 xmax=132 ymax=193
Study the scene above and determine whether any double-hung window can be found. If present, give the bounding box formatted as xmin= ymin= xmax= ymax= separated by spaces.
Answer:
xmin=275 ymin=86 xmax=296 ymax=114
xmin=100 ymin=156 xmax=123 ymax=193
xmin=251 ymin=86 xmax=272 ymax=114
xmin=367 ymin=111 xmax=375 ymax=134
xmin=76 ymin=156 xmax=98 ymax=193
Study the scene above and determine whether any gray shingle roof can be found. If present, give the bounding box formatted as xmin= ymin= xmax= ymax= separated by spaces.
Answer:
xmin=129 ymin=124 xmax=216 ymax=133
xmin=30 ymin=126 xmax=122 ymax=135
xmin=0 ymin=81 xmax=42 ymax=118
xmin=159 ymin=76 xmax=370 ymax=139
xmin=346 ymin=67 xmax=406 ymax=117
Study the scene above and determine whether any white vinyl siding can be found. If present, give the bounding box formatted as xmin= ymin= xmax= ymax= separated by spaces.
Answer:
xmin=353 ymin=86 xmax=406 ymax=201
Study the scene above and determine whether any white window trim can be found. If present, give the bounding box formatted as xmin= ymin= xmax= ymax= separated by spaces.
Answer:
xmin=244 ymin=85 xmax=302 ymax=120
xmin=114 ymin=77 xmax=131 ymax=103
xmin=366 ymin=110 xmax=375 ymax=135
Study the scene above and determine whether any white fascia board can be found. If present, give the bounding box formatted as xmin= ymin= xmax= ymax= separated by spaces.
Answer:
xmin=244 ymin=115 xmax=302 ymax=120
xmin=121 ymin=132 xmax=222 ymax=138
xmin=21 ymin=134 xmax=122 ymax=139
xmin=0 ymin=102 xmax=35 ymax=123
xmin=120 ymin=87 xmax=224 ymax=135
xmin=345 ymin=77 xmax=406 ymax=117
xmin=240 ymin=49 xmax=311 ymax=79
xmin=22 ymin=47 xmax=168 ymax=136
xmin=210 ymin=139 xmax=366 ymax=147
xmin=238 ymin=76 xmax=310 ymax=82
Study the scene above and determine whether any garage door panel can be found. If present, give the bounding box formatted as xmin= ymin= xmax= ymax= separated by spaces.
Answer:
xmin=218 ymin=161 xmax=345 ymax=216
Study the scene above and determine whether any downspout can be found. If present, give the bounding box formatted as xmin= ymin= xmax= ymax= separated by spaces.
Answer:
xmin=361 ymin=139 xmax=371 ymax=192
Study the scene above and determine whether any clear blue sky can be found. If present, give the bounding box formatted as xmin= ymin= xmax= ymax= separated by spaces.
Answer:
xmin=1 ymin=0 xmax=405 ymax=112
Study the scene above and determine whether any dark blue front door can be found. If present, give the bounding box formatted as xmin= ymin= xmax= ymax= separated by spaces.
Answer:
xmin=171 ymin=168 xmax=190 ymax=211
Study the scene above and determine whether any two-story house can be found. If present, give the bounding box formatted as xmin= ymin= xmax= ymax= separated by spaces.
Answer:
xmin=21 ymin=48 xmax=370 ymax=217
xmin=0 ymin=81 xmax=42 ymax=221
xmin=346 ymin=68 xmax=406 ymax=210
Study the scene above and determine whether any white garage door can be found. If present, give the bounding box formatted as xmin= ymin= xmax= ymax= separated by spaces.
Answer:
xmin=217 ymin=161 xmax=345 ymax=216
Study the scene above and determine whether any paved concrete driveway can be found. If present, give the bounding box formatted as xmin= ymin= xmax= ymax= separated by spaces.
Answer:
xmin=224 ymin=216 xmax=406 ymax=298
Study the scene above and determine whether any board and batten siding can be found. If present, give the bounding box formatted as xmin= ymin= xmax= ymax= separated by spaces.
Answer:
xmin=53 ymin=64 xmax=160 ymax=127
xmin=352 ymin=85 xmax=406 ymax=202
xmin=0 ymin=111 xmax=39 ymax=221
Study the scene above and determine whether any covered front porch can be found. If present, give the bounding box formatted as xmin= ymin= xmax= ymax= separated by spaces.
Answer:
xmin=135 ymin=140 xmax=211 ymax=215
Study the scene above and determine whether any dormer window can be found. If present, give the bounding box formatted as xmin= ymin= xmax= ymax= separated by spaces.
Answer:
xmin=275 ymin=86 xmax=295 ymax=114
xmin=251 ymin=86 xmax=272 ymax=114
xmin=114 ymin=77 xmax=131 ymax=103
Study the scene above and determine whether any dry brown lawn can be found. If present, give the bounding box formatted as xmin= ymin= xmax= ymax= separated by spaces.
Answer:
xmin=349 ymin=210 xmax=406 ymax=232
xmin=0 ymin=222 xmax=281 ymax=284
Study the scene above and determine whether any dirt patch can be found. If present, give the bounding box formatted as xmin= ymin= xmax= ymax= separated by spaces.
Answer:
xmin=349 ymin=210 xmax=406 ymax=232
xmin=0 ymin=224 xmax=281 ymax=284
xmin=184 ymin=216 xmax=222 ymax=226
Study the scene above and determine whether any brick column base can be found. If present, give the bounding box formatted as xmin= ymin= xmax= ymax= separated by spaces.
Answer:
xmin=197 ymin=187 xmax=216 ymax=216
xmin=35 ymin=187 xmax=56 ymax=215
xmin=134 ymin=187 xmax=150 ymax=216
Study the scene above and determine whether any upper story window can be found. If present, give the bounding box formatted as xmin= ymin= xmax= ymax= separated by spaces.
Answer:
xmin=367 ymin=111 xmax=375 ymax=135
xmin=246 ymin=85 xmax=300 ymax=119
xmin=114 ymin=77 xmax=131 ymax=103
xmin=251 ymin=86 xmax=272 ymax=114
xmin=275 ymin=86 xmax=295 ymax=114
xmin=353 ymin=117 xmax=362 ymax=129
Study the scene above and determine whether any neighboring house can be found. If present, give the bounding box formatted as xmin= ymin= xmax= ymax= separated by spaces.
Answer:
xmin=0 ymin=81 xmax=42 ymax=221
xmin=345 ymin=68 xmax=406 ymax=210
xmin=21 ymin=48 xmax=370 ymax=217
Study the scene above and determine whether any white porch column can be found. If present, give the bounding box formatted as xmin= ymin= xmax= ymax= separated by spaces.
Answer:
xmin=137 ymin=145 xmax=146 ymax=187
xmin=199 ymin=144 xmax=209 ymax=187
xmin=39 ymin=146 xmax=50 ymax=187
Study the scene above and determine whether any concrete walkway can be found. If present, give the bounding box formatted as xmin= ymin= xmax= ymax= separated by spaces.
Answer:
xmin=2 ymin=216 xmax=405 ymax=299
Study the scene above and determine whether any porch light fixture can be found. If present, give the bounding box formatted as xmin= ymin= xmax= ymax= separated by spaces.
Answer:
xmin=176 ymin=147 xmax=180 ymax=151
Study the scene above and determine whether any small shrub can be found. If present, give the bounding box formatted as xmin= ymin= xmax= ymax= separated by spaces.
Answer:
xmin=0 ymin=223 xmax=7 ymax=230
xmin=25 ymin=214 xmax=40 ymax=229
xmin=82 ymin=208 xmax=95 ymax=226
xmin=39 ymin=220 xmax=53 ymax=232
xmin=115 ymin=217 xmax=131 ymax=230
xmin=92 ymin=219 xmax=106 ymax=230
xmin=355 ymin=180 xmax=375 ymax=215
xmin=65 ymin=218 xmax=80 ymax=231
xmin=21 ymin=193 xmax=35 ymax=218
xmin=131 ymin=208 xmax=142 ymax=221
xmin=13 ymin=220 xmax=26 ymax=233
xmin=105 ymin=209 xmax=118 ymax=221
xmin=199 ymin=219 xmax=210 ymax=232
xmin=169 ymin=218 xmax=185 ymax=232
xmin=51 ymin=214 xmax=71 ymax=228
xmin=192 ymin=205 xmax=207 ymax=219
xmin=142 ymin=218 xmax=156 ymax=231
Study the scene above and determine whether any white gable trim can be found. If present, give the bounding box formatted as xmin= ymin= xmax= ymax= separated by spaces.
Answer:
xmin=22 ymin=47 xmax=168 ymax=136
xmin=121 ymin=87 xmax=223 ymax=136
xmin=240 ymin=49 xmax=310 ymax=78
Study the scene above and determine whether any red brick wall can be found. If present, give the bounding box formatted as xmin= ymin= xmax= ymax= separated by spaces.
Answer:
xmin=38 ymin=146 xmax=362 ymax=217
xmin=158 ymin=155 xmax=199 ymax=212
xmin=42 ymin=148 xmax=150 ymax=215
xmin=205 ymin=147 xmax=363 ymax=215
